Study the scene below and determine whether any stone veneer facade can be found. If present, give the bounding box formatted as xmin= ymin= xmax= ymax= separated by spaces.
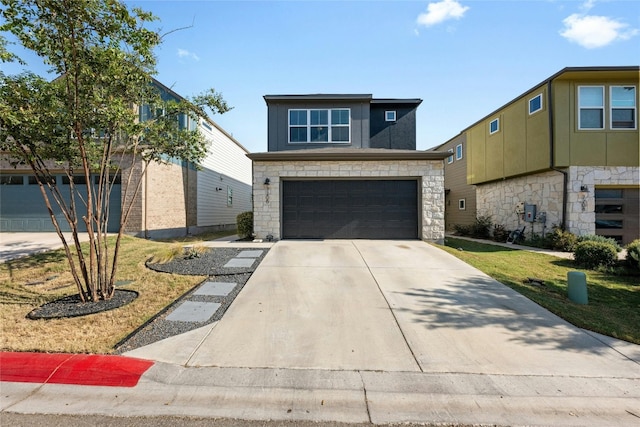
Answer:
xmin=476 ymin=166 xmax=640 ymax=237
xmin=252 ymin=159 xmax=445 ymax=242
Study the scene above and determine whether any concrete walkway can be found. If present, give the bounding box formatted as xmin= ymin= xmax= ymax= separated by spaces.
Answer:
xmin=3 ymin=239 xmax=640 ymax=426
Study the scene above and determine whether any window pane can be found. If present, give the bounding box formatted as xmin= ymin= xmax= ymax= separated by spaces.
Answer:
xmin=580 ymin=109 xmax=603 ymax=128
xmin=456 ymin=144 xmax=463 ymax=159
xmin=579 ymin=87 xmax=603 ymax=107
xmin=595 ymin=189 xmax=623 ymax=198
xmin=595 ymin=204 xmax=623 ymax=214
xmin=331 ymin=109 xmax=349 ymax=125
xmin=310 ymin=110 xmax=328 ymax=126
xmin=611 ymin=86 xmax=636 ymax=107
xmin=310 ymin=126 xmax=328 ymax=142
xmin=0 ymin=175 xmax=23 ymax=185
xmin=490 ymin=119 xmax=499 ymax=133
xmin=331 ymin=126 xmax=349 ymax=142
xmin=289 ymin=110 xmax=307 ymax=126
xmin=595 ymin=219 xmax=623 ymax=229
xmin=290 ymin=127 xmax=307 ymax=142
xmin=529 ymin=95 xmax=542 ymax=113
xmin=612 ymin=108 xmax=635 ymax=128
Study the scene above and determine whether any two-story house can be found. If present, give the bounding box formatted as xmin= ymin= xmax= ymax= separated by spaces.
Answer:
xmin=433 ymin=66 xmax=639 ymax=245
xmin=248 ymin=94 xmax=449 ymax=241
xmin=0 ymin=79 xmax=252 ymax=238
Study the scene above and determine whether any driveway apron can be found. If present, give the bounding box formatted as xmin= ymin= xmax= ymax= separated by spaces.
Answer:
xmin=186 ymin=240 xmax=639 ymax=379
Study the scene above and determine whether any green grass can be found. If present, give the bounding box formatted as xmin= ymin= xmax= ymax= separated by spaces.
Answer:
xmin=437 ymin=237 xmax=640 ymax=344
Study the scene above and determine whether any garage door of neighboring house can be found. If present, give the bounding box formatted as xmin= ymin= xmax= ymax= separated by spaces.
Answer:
xmin=0 ymin=174 xmax=121 ymax=233
xmin=595 ymin=187 xmax=639 ymax=245
xmin=282 ymin=180 xmax=419 ymax=239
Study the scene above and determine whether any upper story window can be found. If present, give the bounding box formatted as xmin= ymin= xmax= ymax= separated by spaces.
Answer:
xmin=489 ymin=118 xmax=499 ymax=134
xmin=455 ymin=143 xmax=463 ymax=160
xmin=289 ymin=109 xmax=350 ymax=143
xmin=611 ymin=86 xmax=636 ymax=129
xmin=578 ymin=86 xmax=604 ymax=129
xmin=447 ymin=149 xmax=454 ymax=164
xmin=385 ymin=111 xmax=396 ymax=122
xmin=529 ymin=94 xmax=543 ymax=115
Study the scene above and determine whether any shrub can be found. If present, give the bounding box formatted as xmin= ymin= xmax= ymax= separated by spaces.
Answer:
xmin=492 ymin=224 xmax=509 ymax=242
xmin=236 ymin=211 xmax=254 ymax=239
xmin=453 ymin=224 xmax=472 ymax=236
xmin=573 ymin=241 xmax=618 ymax=270
xmin=470 ymin=215 xmax=493 ymax=239
xmin=577 ymin=234 xmax=622 ymax=252
xmin=549 ymin=227 xmax=578 ymax=252
xmin=625 ymin=239 xmax=640 ymax=271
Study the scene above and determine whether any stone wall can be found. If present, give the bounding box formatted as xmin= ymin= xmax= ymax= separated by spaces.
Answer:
xmin=252 ymin=160 xmax=445 ymax=242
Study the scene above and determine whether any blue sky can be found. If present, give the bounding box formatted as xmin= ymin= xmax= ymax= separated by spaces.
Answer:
xmin=3 ymin=0 xmax=639 ymax=152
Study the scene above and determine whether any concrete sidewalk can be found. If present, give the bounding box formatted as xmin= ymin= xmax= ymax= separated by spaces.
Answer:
xmin=3 ymin=239 xmax=640 ymax=426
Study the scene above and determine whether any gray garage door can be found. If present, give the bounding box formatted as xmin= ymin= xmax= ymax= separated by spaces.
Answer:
xmin=282 ymin=180 xmax=418 ymax=239
xmin=0 ymin=174 xmax=121 ymax=232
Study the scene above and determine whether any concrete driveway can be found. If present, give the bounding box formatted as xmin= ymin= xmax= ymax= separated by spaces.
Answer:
xmin=132 ymin=239 xmax=639 ymax=377
xmin=0 ymin=232 xmax=91 ymax=263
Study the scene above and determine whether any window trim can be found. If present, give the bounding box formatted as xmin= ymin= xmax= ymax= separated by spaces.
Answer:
xmin=385 ymin=110 xmax=396 ymax=122
xmin=455 ymin=143 xmax=463 ymax=160
xmin=528 ymin=93 xmax=543 ymax=115
xmin=447 ymin=149 xmax=454 ymax=164
xmin=578 ymin=85 xmax=605 ymax=130
xmin=610 ymin=85 xmax=637 ymax=130
xmin=489 ymin=118 xmax=499 ymax=135
xmin=288 ymin=108 xmax=351 ymax=144
xmin=458 ymin=199 xmax=466 ymax=210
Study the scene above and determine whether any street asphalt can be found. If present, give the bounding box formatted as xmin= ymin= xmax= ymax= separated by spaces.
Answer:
xmin=1 ymin=237 xmax=639 ymax=426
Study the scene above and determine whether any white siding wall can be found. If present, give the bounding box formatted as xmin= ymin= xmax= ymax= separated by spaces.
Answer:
xmin=197 ymin=120 xmax=253 ymax=227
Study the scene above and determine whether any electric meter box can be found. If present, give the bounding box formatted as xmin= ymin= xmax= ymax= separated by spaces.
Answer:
xmin=524 ymin=204 xmax=537 ymax=223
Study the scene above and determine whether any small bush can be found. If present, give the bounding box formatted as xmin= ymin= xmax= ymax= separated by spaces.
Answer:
xmin=236 ymin=211 xmax=254 ymax=239
xmin=492 ymin=225 xmax=509 ymax=242
xmin=549 ymin=227 xmax=578 ymax=252
xmin=573 ymin=241 xmax=618 ymax=270
xmin=453 ymin=224 xmax=472 ymax=236
xmin=625 ymin=239 xmax=640 ymax=271
xmin=578 ymin=234 xmax=622 ymax=252
xmin=470 ymin=215 xmax=493 ymax=239
xmin=523 ymin=232 xmax=553 ymax=249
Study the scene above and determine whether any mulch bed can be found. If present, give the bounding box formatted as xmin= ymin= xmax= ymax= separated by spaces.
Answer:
xmin=27 ymin=289 xmax=139 ymax=320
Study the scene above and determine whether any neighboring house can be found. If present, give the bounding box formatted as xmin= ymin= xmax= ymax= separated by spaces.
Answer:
xmin=432 ymin=66 xmax=639 ymax=245
xmin=0 ymin=79 xmax=252 ymax=239
xmin=248 ymin=94 xmax=449 ymax=241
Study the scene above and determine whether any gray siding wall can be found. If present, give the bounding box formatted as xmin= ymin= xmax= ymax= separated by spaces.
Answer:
xmin=369 ymin=104 xmax=418 ymax=150
xmin=267 ymin=100 xmax=370 ymax=151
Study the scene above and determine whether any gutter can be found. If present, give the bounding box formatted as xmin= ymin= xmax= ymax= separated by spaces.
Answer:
xmin=547 ymin=80 xmax=568 ymax=230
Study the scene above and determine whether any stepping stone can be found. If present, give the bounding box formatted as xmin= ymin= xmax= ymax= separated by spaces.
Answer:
xmin=166 ymin=301 xmax=221 ymax=323
xmin=237 ymin=250 xmax=264 ymax=258
xmin=194 ymin=281 xmax=236 ymax=297
xmin=223 ymin=258 xmax=255 ymax=268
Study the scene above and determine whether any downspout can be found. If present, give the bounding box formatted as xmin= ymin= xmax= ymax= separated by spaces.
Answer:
xmin=547 ymin=80 xmax=568 ymax=230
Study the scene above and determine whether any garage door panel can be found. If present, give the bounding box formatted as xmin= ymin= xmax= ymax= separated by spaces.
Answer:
xmin=282 ymin=180 xmax=418 ymax=239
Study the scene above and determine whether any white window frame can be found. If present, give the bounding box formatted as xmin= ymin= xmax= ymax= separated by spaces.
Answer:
xmin=489 ymin=118 xmax=499 ymax=135
xmin=458 ymin=199 xmax=466 ymax=210
xmin=610 ymin=85 xmax=637 ymax=130
xmin=447 ymin=149 xmax=454 ymax=164
xmin=288 ymin=108 xmax=351 ymax=144
xmin=529 ymin=93 xmax=543 ymax=115
xmin=455 ymin=143 xmax=463 ymax=160
xmin=385 ymin=110 xmax=396 ymax=122
xmin=578 ymin=86 xmax=605 ymax=130
xmin=227 ymin=186 xmax=233 ymax=207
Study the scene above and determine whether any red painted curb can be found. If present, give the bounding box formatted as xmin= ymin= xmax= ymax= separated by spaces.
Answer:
xmin=0 ymin=352 xmax=154 ymax=387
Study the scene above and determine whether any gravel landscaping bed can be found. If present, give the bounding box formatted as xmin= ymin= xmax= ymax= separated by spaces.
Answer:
xmin=115 ymin=248 xmax=268 ymax=353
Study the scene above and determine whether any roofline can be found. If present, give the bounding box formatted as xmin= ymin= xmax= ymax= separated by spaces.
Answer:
xmin=247 ymin=149 xmax=450 ymax=162
xmin=371 ymin=98 xmax=423 ymax=105
xmin=263 ymin=94 xmax=423 ymax=105
xmin=452 ymin=65 xmax=640 ymax=136
xmin=151 ymin=78 xmax=250 ymax=154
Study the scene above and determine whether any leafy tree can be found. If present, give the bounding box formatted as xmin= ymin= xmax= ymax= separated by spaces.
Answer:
xmin=0 ymin=0 xmax=230 ymax=302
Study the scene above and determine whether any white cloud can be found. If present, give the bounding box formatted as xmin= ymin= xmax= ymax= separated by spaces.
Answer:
xmin=177 ymin=48 xmax=200 ymax=61
xmin=560 ymin=13 xmax=639 ymax=48
xmin=417 ymin=0 xmax=469 ymax=27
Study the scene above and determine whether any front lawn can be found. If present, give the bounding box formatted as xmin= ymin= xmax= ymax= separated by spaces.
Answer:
xmin=437 ymin=237 xmax=640 ymax=344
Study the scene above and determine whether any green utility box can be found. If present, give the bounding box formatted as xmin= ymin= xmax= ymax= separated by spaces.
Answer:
xmin=567 ymin=271 xmax=588 ymax=304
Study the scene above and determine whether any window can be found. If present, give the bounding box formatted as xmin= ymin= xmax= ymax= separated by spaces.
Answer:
xmin=447 ymin=149 xmax=454 ymax=164
xmin=289 ymin=109 xmax=350 ymax=143
xmin=489 ymin=118 xmax=499 ymax=134
xmin=227 ymin=186 xmax=233 ymax=207
xmin=455 ymin=143 xmax=463 ymax=160
xmin=578 ymin=86 xmax=604 ymax=129
xmin=611 ymin=86 xmax=636 ymax=129
xmin=385 ymin=111 xmax=396 ymax=122
xmin=0 ymin=175 xmax=23 ymax=185
xmin=529 ymin=94 xmax=543 ymax=115
xmin=458 ymin=199 xmax=466 ymax=210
